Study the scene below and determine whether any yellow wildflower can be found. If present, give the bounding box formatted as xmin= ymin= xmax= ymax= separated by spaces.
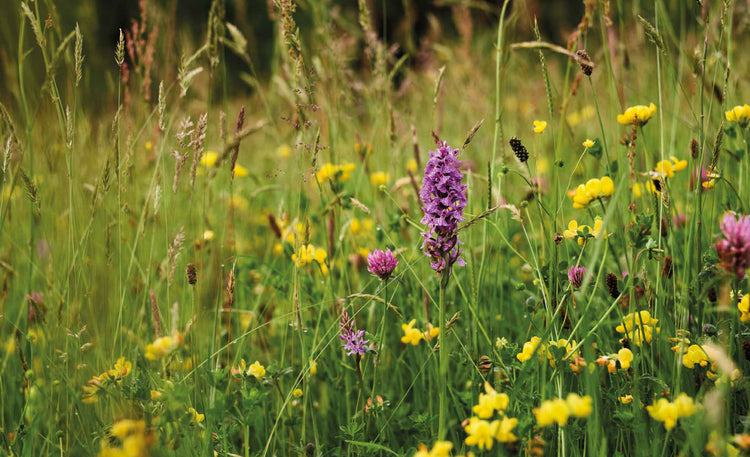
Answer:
xmin=145 ymin=332 xmax=183 ymax=360
xmin=533 ymin=120 xmax=547 ymax=134
xmin=276 ymin=144 xmax=292 ymax=158
xmin=200 ymin=151 xmax=219 ymax=167
xmin=673 ymin=393 xmax=696 ymax=417
xmin=293 ymin=388 xmax=303 ymax=398
xmin=145 ymin=141 xmax=153 ymax=151
xmin=247 ymin=360 xmax=266 ymax=379
xmin=495 ymin=416 xmax=519 ymax=443
xmin=615 ymin=311 xmax=659 ymax=346
xmin=647 ymin=398 xmax=679 ymax=430
xmin=619 ymin=395 xmax=634 ymax=404
xmin=617 ymin=348 xmax=634 ymax=370
xmin=582 ymin=139 xmax=595 ymax=148
xmin=150 ymin=390 xmax=162 ymax=400
xmin=316 ymin=163 xmax=356 ymax=183
xmin=565 ymin=393 xmax=593 ymax=418
xmin=401 ymin=319 xmax=424 ymax=346
xmin=534 ymin=398 xmax=570 ymax=427
xmin=725 ymin=104 xmax=750 ymax=126
xmin=633 ymin=182 xmax=643 ymax=198
xmin=407 ymin=158 xmax=418 ymax=173
xmin=424 ymin=324 xmax=440 ymax=341
xmin=413 ymin=441 xmax=453 ymax=457
xmin=682 ymin=344 xmax=710 ymax=368
xmin=617 ymin=103 xmax=657 ymax=126
xmin=517 ymin=336 xmax=542 ymax=362
xmin=370 ymin=172 xmax=389 ymax=187
xmin=739 ymin=295 xmax=750 ymax=322
xmin=464 ymin=416 xmax=499 ymax=450
xmin=569 ymin=177 xmax=614 ymax=209
xmin=189 ymin=407 xmax=205 ymax=424
xmin=472 ymin=382 xmax=509 ymax=418
xmin=233 ymin=164 xmax=248 ymax=178
xmin=309 ymin=359 xmax=317 ymax=376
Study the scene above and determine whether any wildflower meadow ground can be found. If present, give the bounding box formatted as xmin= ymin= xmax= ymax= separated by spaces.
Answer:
xmin=1 ymin=1 xmax=750 ymax=456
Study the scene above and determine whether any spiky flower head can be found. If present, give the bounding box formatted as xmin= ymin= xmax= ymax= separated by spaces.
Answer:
xmin=606 ymin=273 xmax=620 ymax=298
xmin=419 ymin=140 xmax=467 ymax=274
xmin=367 ymin=248 xmax=398 ymax=281
xmin=509 ymin=136 xmax=528 ymax=163
xmin=713 ymin=212 xmax=750 ymax=280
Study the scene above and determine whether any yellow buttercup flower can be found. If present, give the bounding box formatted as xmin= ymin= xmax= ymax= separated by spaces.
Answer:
xmin=617 ymin=103 xmax=657 ymax=126
xmin=619 ymin=395 xmax=634 ymax=404
xmin=233 ymin=164 xmax=248 ymax=178
xmin=247 ymin=361 xmax=266 ymax=379
xmin=407 ymin=159 xmax=418 ymax=173
xmin=316 ymin=163 xmax=356 ymax=183
xmin=533 ymin=120 xmax=547 ymax=134
xmin=200 ymin=151 xmax=219 ymax=167
xmin=582 ymin=139 xmax=595 ymax=148
xmin=725 ymin=104 xmax=750 ymax=126
xmin=370 ymin=171 xmax=389 ymax=187
xmin=293 ymin=388 xmax=303 ymax=398
xmin=276 ymin=144 xmax=292 ymax=158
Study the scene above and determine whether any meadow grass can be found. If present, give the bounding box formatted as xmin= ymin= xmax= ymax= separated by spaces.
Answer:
xmin=1 ymin=0 xmax=750 ymax=456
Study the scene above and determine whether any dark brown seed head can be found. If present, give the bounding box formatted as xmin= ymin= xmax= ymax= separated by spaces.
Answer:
xmin=690 ymin=138 xmax=699 ymax=159
xmin=509 ymin=136 xmax=528 ymax=163
xmin=606 ymin=272 xmax=620 ymax=298
xmin=186 ymin=263 xmax=197 ymax=285
xmin=661 ymin=256 xmax=673 ymax=278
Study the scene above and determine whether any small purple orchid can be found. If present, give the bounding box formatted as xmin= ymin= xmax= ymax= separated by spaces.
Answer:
xmin=339 ymin=307 xmax=369 ymax=356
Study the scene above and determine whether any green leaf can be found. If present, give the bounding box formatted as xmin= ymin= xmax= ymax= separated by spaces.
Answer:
xmin=587 ymin=138 xmax=603 ymax=160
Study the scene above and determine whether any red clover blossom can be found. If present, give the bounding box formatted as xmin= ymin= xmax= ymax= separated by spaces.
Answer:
xmin=714 ymin=212 xmax=750 ymax=280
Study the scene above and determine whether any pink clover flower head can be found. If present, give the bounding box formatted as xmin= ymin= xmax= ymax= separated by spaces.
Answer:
xmin=567 ymin=266 xmax=587 ymax=289
xmin=367 ymin=248 xmax=398 ymax=281
xmin=713 ymin=212 xmax=750 ymax=280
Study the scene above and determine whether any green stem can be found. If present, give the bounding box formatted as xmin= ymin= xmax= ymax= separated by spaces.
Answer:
xmin=437 ymin=274 xmax=447 ymax=439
